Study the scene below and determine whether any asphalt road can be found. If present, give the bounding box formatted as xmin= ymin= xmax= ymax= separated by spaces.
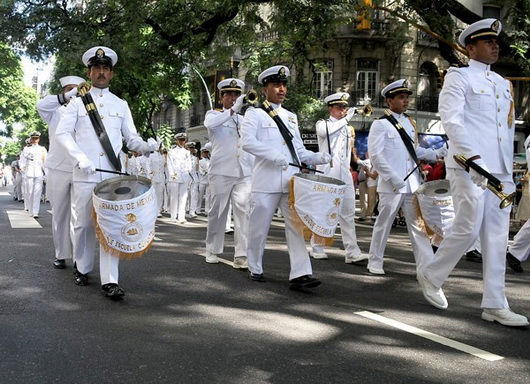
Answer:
xmin=0 ymin=186 xmax=529 ymax=384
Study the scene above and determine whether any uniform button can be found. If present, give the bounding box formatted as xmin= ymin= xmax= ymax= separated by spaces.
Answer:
xmin=100 ymin=152 xmax=104 ymax=156
xmin=99 ymin=104 xmax=103 ymax=107
xmin=498 ymin=123 xmax=501 ymax=127
xmin=496 ymin=95 xmax=499 ymax=99
xmin=497 ymin=108 xmax=500 ymax=112
xmin=486 ymin=72 xmax=490 ymax=76
xmin=99 ymin=94 xmax=103 ymax=97
xmin=100 ymin=115 xmax=104 ymax=119
xmin=282 ymin=141 xmax=286 ymax=145
xmin=499 ymin=137 xmax=502 ymax=142
xmin=480 ymin=90 xmax=485 ymax=93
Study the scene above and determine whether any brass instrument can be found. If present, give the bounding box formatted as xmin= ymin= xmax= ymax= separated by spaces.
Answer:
xmin=453 ymin=154 xmax=515 ymax=209
xmin=244 ymin=89 xmax=259 ymax=105
xmin=357 ymin=104 xmax=373 ymax=117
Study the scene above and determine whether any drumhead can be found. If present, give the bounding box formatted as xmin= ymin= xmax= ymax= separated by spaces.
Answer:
xmin=294 ymin=172 xmax=345 ymax=186
xmin=94 ymin=175 xmax=152 ymax=201
xmin=416 ymin=179 xmax=451 ymax=197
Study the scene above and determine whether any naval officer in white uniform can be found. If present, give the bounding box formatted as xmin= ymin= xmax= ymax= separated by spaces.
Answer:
xmin=203 ymin=78 xmax=253 ymax=267
xmin=55 ymin=46 xmax=159 ymax=298
xmin=241 ymin=65 xmax=331 ymax=289
xmin=312 ymin=92 xmax=370 ymax=263
xmin=418 ymin=19 xmax=528 ymax=326
xmin=37 ymin=75 xmax=84 ymax=269
xmin=367 ymin=79 xmax=445 ymax=275
xmin=20 ymin=132 xmax=47 ymax=218
xmin=166 ymin=132 xmax=192 ymax=223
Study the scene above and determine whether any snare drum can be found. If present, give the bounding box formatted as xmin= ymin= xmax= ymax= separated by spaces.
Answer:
xmin=289 ymin=173 xmax=347 ymax=243
xmin=415 ymin=179 xmax=455 ymax=241
xmin=93 ymin=175 xmax=157 ymax=259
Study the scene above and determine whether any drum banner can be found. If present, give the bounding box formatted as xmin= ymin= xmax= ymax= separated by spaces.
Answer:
xmin=92 ymin=186 xmax=157 ymax=259
xmin=288 ymin=175 xmax=346 ymax=246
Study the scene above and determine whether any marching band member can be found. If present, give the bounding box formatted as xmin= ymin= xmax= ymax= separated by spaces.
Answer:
xmin=11 ymin=155 xmax=22 ymax=201
xmin=418 ymin=19 xmax=528 ymax=326
xmin=311 ymin=92 xmax=370 ymax=263
xmin=149 ymin=148 xmax=167 ymax=217
xmin=37 ymin=75 xmax=84 ymax=268
xmin=203 ymin=78 xmax=253 ymax=267
xmin=55 ymin=46 xmax=159 ymax=298
xmin=166 ymin=132 xmax=192 ymax=224
xmin=19 ymin=139 xmax=31 ymax=211
xmin=240 ymin=65 xmax=331 ymax=288
xmin=367 ymin=79 xmax=446 ymax=275
xmin=198 ymin=143 xmax=211 ymax=215
xmin=20 ymin=132 xmax=47 ymax=218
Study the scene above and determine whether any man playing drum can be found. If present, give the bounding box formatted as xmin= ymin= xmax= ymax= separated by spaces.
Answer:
xmin=310 ymin=92 xmax=370 ymax=264
xmin=240 ymin=65 xmax=331 ymax=289
xmin=367 ymin=79 xmax=446 ymax=275
xmin=418 ymin=19 xmax=528 ymax=326
xmin=55 ymin=46 xmax=159 ymax=298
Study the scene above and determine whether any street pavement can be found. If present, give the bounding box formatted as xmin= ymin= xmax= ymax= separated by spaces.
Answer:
xmin=0 ymin=186 xmax=529 ymax=384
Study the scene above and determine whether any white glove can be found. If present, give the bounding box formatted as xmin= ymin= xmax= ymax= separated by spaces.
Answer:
xmin=389 ymin=174 xmax=406 ymax=191
xmin=273 ymin=154 xmax=289 ymax=167
xmin=231 ymin=94 xmax=246 ymax=114
xmin=78 ymin=157 xmax=96 ymax=175
xmin=468 ymin=158 xmax=488 ymax=190
xmin=64 ymin=87 xmax=78 ymax=101
xmin=146 ymin=138 xmax=160 ymax=152
xmin=315 ymin=152 xmax=331 ymax=165
xmin=346 ymin=107 xmax=356 ymax=121
xmin=435 ymin=143 xmax=448 ymax=158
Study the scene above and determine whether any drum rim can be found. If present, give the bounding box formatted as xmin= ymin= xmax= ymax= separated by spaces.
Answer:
xmin=294 ymin=172 xmax=346 ymax=186
xmin=93 ymin=175 xmax=152 ymax=197
xmin=416 ymin=179 xmax=451 ymax=196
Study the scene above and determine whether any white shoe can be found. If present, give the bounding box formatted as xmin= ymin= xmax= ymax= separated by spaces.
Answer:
xmin=481 ymin=308 xmax=529 ymax=327
xmin=367 ymin=266 xmax=385 ymax=275
xmin=417 ymin=272 xmax=448 ymax=310
xmin=309 ymin=249 xmax=328 ymax=260
xmin=345 ymin=253 xmax=369 ymax=264
xmin=205 ymin=252 xmax=219 ymax=264
xmin=233 ymin=257 xmax=248 ymax=269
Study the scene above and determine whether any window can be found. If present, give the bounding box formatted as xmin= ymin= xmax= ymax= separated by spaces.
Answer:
xmin=312 ymin=59 xmax=333 ymax=99
xmin=356 ymin=58 xmax=379 ymax=105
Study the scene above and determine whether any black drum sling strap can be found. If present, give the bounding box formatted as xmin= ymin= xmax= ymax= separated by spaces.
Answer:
xmin=261 ymin=100 xmax=300 ymax=166
xmin=77 ymin=83 xmax=122 ymax=172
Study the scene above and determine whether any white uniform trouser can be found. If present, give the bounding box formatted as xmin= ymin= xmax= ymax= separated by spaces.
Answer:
xmin=368 ymin=191 xmax=434 ymax=272
xmin=163 ymin=183 xmax=169 ymax=212
xmin=311 ymin=185 xmax=363 ymax=257
xmin=153 ymin=181 xmax=164 ymax=214
xmin=247 ymin=192 xmax=313 ymax=280
xmin=47 ymin=169 xmax=74 ymax=261
xmin=26 ymin=176 xmax=44 ymax=216
xmin=169 ymin=182 xmax=188 ymax=221
xmin=72 ymin=182 xmax=119 ymax=285
xmin=13 ymin=174 xmax=22 ymax=200
xmin=198 ymin=183 xmax=210 ymax=213
xmin=509 ymin=219 xmax=530 ymax=262
xmin=423 ymin=169 xmax=513 ymax=309
xmin=189 ymin=180 xmax=200 ymax=214
xmin=206 ymin=175 xmax=250 ymax=257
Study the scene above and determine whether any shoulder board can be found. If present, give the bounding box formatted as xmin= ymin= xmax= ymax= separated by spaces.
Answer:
xmin=378 ymin=115 xmax=390 ymax=120
xmin=450 ymin=62 xmax=469 ymax=68
xmin=214 ymin=108 xmax=222 ymax=112
xmin=282 ymin=106 xmax=293 ymax=113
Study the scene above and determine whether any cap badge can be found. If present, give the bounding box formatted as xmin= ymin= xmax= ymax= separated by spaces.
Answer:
xmin=341 ymin=94 xmax=348 ymax=101
xmin=230 ymin=80 xmax=237 ymax=88
xmin=491 ymin=20 xmax=499 ymax=32
xmin=403 ymin=80 xmax=409 ymax=88
xmin=279 ymin=67 xmax=286 ymax=76
xmin=96 ymin=48 xmax=105 ymax=58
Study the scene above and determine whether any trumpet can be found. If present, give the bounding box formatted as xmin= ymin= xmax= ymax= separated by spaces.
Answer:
xmin=356 ymin=104 xmax=373 ymax=117
xmin=453 ymin=154 xmax=515 ymax=209
xmin=244 ymin=89 xmax=259 ymax=105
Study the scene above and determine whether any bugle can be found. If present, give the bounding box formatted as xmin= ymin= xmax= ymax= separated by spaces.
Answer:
xmin=244 ymin=89 xmax=259 ymax=105
xmin=453 ymin=154 xmax=515 ymax=209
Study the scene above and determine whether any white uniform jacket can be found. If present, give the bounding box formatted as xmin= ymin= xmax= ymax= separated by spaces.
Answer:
xmin=38 ymin=95 xmax=75 ymax=172
xmin=203 ymin=108 xmax=254 ymax=177
xmin=439 ymin=59 xmax=514 ymax=174
xmin=199 ymin=158 xmax=210 ymax=185
xmin=21 ymin=144 xmax=47 ymax=178
xmin=55 ymin=87 xmax=149 ymax=183
xmin=241 ymin=104 xmax=320 ymax=193
xmin=315 ymin=116 xmax=354 ymax=185
xmin=368 ymin=112 xmax=437 ymax=194
xmin=166 ymin=146 xmax=192 ymax=183
xmin=148 ymin=152 xmax=166 ymax=183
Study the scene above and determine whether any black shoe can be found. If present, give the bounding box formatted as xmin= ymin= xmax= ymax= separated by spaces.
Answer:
xmin=249 ymin=272 xmax=266 ymax=282
xmin=507 ymin=252 xmax=524 ymax=273
xmin=465 ymin=249 xmax=482 ymax=263
xmin=289 ymin=275 xmax=321 ymax=290
xmin=101 ymin=283 xmax=125 ymax=299
xmin=74 ymin=271 xmax=88 ymax=286
xmin=53 ymin=259 xmax=66 ymax=269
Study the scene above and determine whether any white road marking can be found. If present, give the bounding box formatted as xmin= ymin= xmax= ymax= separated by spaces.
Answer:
xmin=0 ymin=192 xmax=10 ymax=196
xmin=6 ymin=210 xmax=42 ymax=229
xmin=355 ymin=311 xmax=503 ymax=362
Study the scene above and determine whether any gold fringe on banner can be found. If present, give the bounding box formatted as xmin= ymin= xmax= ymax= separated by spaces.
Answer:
xmin=288 ymin=177 xmax=335 ymax=246
xmin=92 ymin=208 xmax=153 ymax=260
xmin=412 ymin=194 xmax=434 ymax=238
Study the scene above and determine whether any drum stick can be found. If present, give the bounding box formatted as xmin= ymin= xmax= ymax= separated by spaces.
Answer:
xmin=403 ymin=164 xmax=420 ymax=181
xmin=288 ymin=163 xmax=324 ymax=174
xmin=96 ymin=168 xmax=130 ymax=176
